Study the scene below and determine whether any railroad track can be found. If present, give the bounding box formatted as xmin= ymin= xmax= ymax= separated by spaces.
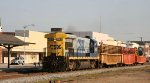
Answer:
xmin=0 ymin=64 xmax=150 ymax=83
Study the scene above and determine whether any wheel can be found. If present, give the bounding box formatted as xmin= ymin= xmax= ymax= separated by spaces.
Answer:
xmin=119 ymin=64 xmax=123 ymax=67
xmin=76 ymin=61 xmax=80 ymax=70
xmin=51 ymin=61 xmax=58 ymax=72
xmin=116 ymin=64 xmax=119 ymax=67
xmin=69 ymin=61 xmax=76 ymax=71
xmin=90 ymin=61 xmax=96 ymax=69
xmin=59 ymin=62 xmax=67 ymax=72
xmin=99 ymin=64 xmax=103 ymax=68
xmin=134 ymin=63 xmax=137 ymax=66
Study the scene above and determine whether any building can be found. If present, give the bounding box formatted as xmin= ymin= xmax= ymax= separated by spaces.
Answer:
xmin=2 ymin=30 xmax=48 ymax=63
xmin=66 ymin=31 xmax=125 ymax=46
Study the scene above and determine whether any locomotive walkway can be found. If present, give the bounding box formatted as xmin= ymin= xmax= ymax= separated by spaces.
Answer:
xmin=0 ymin=64 xmax=150 ymax=83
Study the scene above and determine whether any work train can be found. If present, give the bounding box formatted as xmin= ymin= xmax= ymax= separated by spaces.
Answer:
xmin=42 ymin=28 xmax=147 ymax=72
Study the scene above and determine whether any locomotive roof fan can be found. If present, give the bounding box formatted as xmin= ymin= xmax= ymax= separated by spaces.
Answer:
xmin=51 ymin=28 xmax=63 ymax=32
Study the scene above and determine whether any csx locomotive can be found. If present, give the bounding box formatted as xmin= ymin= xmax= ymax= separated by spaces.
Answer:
xmin=42 ymin=28 xmax=146 ymax=72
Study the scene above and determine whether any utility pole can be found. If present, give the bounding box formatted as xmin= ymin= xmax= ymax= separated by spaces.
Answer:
xmin=100 ymin=16 xmax=101 ymax=33
xmin=140 ymin=37 xmax=143 ymax=42
xmin=0 ymin=18 xmax=2 ymax=32
xmin=23 ymin=24 xmax=34 ymax=57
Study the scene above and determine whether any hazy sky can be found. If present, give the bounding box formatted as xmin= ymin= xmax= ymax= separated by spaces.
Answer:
xmin=0 ymin=0 xmax=150 ymax=41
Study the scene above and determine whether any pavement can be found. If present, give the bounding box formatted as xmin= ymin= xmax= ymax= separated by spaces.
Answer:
xmin=0 ymin=62 xmax=149 ymax=72
xmin=0 ymin=63 xmax=42 ymax=72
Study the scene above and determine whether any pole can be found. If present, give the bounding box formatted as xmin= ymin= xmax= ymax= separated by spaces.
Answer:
xmin=24 ymin=27 xmax=26 ymax=57
xmin=140 ymin=37 xmax=143 ymax=42
xmin=100 ymin=16 xmax=101 ymax=33
xmin=7 ymin=45 xmax=11 ymax=68
xmin=23 ymin=24 xmax=34 ymax=57
xmin=0 ymin=18 xmax=2 ymax=32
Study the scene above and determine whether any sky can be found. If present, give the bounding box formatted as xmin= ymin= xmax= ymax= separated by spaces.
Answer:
xmin=0 ymin=0 xmax=150 ymax=41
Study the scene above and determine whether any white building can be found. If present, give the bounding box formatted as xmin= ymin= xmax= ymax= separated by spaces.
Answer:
xmin=66 ymin=31 xmax=126 ymax=46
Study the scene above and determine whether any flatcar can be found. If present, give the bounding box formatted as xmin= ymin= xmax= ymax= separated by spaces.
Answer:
xmin=98 ymin=43 xmax=122 ymax=67
xmin=122 ymin=47 xmax=136 ymax=65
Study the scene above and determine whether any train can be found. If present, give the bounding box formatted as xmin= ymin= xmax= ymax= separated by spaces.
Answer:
xmin=42 ymin=28 xmax=147 ymax=72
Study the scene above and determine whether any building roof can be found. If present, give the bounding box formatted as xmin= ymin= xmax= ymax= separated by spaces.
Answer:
xmin=131 ymin=41 xmax=150 ymax=45
xmin=0 ymin=34 xmax=28 ymax=46
xmin=0 ymin=32 xmax=15 ymax=35
xmin=0 ymin=33 xmax=35 ymax=68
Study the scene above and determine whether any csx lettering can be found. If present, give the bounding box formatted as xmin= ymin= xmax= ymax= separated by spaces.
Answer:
xmin=50 ymin=45 xmax=61 ymax=49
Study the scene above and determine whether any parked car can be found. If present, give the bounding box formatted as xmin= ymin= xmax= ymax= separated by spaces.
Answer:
xmin=11 ymin=57 xmax=25 ymax=65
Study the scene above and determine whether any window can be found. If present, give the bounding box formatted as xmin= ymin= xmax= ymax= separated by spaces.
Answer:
xmin=56 ymin=38 xmax=62 ymax=41
xmin=48 ymin=38 xmax=54 ymax=41
xmin=48 ymin=38 xmax=62 ymax=41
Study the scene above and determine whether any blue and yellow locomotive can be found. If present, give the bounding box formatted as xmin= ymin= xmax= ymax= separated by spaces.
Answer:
xmin=42 ymin=28 xmax=98 ymax=72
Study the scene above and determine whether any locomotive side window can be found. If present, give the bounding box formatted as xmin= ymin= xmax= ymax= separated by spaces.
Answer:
xmin=65 ymin=39 xmax=73 ymax=50
xmin=90 ymin=40 xmax=94 ymax=53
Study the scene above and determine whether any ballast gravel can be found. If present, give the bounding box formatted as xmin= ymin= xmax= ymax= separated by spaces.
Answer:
xmin=0 ymin=65 xmax=149 ymax=83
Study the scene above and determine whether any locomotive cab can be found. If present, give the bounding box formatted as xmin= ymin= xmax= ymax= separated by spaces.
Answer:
xmin=45 ymin=32 xmax=67 ymax=56
xmin=42 ymin=28 xmax=68 ymax=72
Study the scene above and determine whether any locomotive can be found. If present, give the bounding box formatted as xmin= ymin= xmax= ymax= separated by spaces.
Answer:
xmin=42 ymin=28 xmax=146 ymax=72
